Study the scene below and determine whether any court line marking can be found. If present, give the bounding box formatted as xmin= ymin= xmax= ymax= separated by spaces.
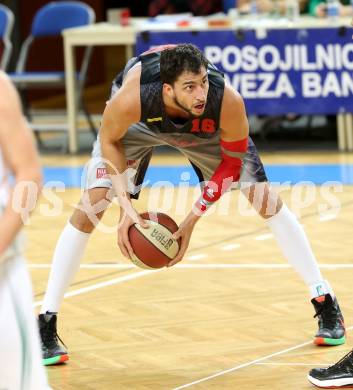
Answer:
xmin=172 ymin=340 xmax=314 ymax=389
xmin=319 ymin=215 xmax=337 ymax=221
xmin=255 ymin=363 xmax=331 ymax=366
xmin=255 ymin=233 xmax=274 ymax=241
xmin=29 ymin=263 xmax=353 ymax=269
xmin=33 ymin=262 xmax=347 ymax=306
xmin=33 ymin=269 xmax=163 ymax=307
xmin=172 ymin=324 xmax=353 ymax=390
xmin=32 ymin=262 xmax=349 ymax=307
xmin=185 ymin=254 xmax=208 ymax=261
xmin=220 ymin=244 xmax=241 ymax=251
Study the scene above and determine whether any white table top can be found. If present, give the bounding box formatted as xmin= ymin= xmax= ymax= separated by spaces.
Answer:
xmin=62 ymin=16 xmax=353 ymax=43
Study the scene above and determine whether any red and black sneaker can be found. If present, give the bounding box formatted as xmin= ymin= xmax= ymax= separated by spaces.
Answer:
xmin=38 ymin=312 xmax=69 ymax=365
xmin=311 ymin=294 xmax=345 ymax=346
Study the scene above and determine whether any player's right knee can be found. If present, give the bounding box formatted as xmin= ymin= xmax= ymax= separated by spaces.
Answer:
xmin=69 ymin=211 xmax=97 ymax=233
xmin=70 ymin=188 xmax=112 ymax=233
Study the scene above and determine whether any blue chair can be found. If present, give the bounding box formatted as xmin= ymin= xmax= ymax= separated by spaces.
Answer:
xmin=0 ymin=4 xmax=14 ymax=70
xmin=10 ymin=1 xmax=96 ymax=146
xmin=223 ymin=0 xmax=236 ymax=12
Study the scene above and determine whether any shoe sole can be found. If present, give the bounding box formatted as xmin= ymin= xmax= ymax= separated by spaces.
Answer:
xmin=308 ymin=373 xmax=353 ymax=388
xmin=43 ymin=354 xmax=69 ymax=366
xmin=314 ymin=336 xmax=346 ymax=346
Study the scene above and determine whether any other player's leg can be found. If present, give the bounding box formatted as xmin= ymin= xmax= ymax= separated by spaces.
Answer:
xmin=0 ymin=256 xmax=49 ymax=389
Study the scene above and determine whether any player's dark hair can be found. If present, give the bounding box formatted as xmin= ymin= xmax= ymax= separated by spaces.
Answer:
xmin=160 ymin=44 xmax=208 ymax=85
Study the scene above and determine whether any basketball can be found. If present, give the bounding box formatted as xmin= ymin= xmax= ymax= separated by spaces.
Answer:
xmin=128 ymin=212 xmax=180 ymax=269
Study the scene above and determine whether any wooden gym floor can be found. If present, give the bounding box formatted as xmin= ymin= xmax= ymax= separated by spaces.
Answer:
xmin=27 ymin=151 xmax=353 ymax=389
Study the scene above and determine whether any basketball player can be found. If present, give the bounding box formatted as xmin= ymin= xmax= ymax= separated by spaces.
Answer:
xmin=39 ymin=44 xmax=345 ymax=365
xmin=0 ymin=72 xmax=49 ymax=389
xmin=307 ymin=17 xmax=353 ymax=389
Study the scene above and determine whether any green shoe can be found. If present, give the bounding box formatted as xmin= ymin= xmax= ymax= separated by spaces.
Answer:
xmin=311 ymin=294 xmax=346 ymax=346
xmin=38 ymin=312 xmax=69 ymax=365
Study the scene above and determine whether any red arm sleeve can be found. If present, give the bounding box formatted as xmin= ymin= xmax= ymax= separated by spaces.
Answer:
xmin=194 ymin=137 xmax=248 ymax=214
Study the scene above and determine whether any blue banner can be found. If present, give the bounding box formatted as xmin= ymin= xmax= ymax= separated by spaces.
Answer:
xmin=136 ymin=28 xmax=353 ymax=115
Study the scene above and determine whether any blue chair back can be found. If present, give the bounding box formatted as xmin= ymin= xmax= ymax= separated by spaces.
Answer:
xmin=8 ymin=1 xmax=97 ymax=139
xmin=223 ymin=0 xmax=235 ymax=12
xmin=0 ymin=7 xmax=8 ymax=38
xmin=14 ymin=1 xmax=95 ymax=73
xmin=31 ymin=1 xmax=95 ymax=37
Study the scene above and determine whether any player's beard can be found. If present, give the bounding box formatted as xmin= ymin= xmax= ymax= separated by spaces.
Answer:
xmin=172 ymin=94 xmax=204 ymax=118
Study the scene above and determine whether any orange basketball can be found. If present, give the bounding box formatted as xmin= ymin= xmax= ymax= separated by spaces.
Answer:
xmin=128 ymin=212 xmax=180 ymax=269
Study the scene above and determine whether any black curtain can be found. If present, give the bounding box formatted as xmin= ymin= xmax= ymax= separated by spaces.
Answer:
xmin=103 ymin=0 xmax=152 ymax=17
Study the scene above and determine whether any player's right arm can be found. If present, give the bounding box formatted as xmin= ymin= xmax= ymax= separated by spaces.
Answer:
xmin=99 ymin=70 xmax=148 ymax=259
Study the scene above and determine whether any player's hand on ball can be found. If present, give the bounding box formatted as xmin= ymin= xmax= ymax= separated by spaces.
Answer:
xmin=168 ymin=212 xmax=199 ymax=266
xmin=117 ymin=207 xmax=148 ymax=259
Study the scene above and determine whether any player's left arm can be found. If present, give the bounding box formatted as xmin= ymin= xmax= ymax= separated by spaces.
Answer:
xmin=169 ymin=84 xmax=249 ymax=266
xmin=195 ymin=84 xmax=249 ymax=214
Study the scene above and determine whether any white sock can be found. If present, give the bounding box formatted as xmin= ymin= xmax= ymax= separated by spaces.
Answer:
xmin=309 ymin=280 xmax=334 ymax=300
xmin=266 ymin=204 xmax=334 ymax=299
xmin=40 ymin=222 xmax=90 ymax=314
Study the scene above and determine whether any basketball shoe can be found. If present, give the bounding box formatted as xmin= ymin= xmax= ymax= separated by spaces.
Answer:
xmin=311 ymin=294 xmax=345 ymax=346
xmin=308 ymin=350 xmax=353 ymax=388
xmin=38 ymin=312 xmax=68 ymax=365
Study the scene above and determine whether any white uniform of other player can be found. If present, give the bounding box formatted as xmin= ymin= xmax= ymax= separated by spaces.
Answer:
xmin=0 ymin=149 xmax=49 ymax=390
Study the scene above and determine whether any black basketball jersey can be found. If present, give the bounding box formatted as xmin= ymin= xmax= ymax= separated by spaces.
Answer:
xmin=113 ymin=49 xmax=225 ymax=140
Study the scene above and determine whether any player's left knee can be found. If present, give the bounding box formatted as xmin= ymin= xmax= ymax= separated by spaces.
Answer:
xmin=252 ymin=184 xmax=282 ymax=219
xmin=258 ymin=197 xmax=283 ymax=219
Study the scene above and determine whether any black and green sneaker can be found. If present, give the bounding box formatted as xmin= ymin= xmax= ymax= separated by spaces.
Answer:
xmin=38 ymin=312 xmax=68 ymax=365
xmin=311 ymin=294 xmax=345 ymax=346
